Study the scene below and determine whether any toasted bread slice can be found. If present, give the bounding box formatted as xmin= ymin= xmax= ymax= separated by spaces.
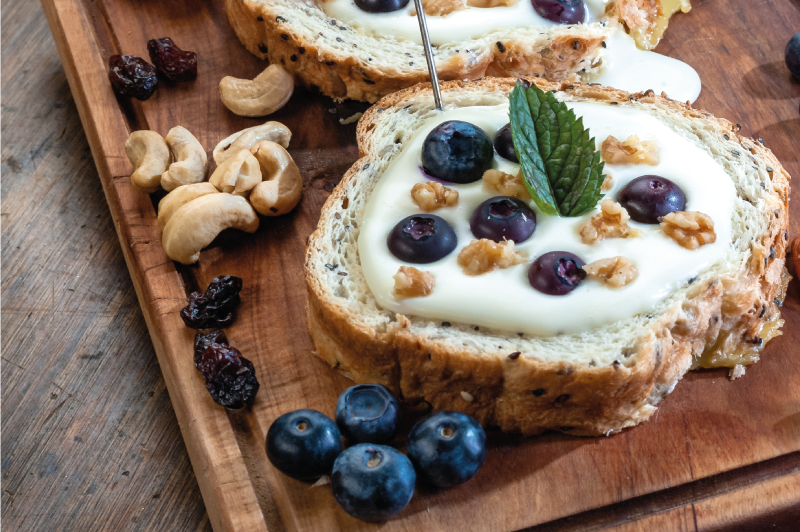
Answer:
xmin=304 ymin=78 xmax=790 ymax=436
xmin=225 ymin=0 xmax=682 ymax=102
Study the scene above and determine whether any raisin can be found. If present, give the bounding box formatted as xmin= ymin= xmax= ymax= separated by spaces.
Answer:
xmin=108 ymin=55 xmax=158 ymax=100
xmin=180 ymin=275 xmax=243 ymax=329
xmin=194 ymin=329 xmax=228 ymax=369
xmin=147 ymin=37 xmax=198 ymax=82
xmin=198 ymin=343 xmax=259 ymax=409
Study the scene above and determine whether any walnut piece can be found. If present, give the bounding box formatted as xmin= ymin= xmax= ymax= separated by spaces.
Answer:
xmin=660 ymin=211 xmax=717 ymax=250
xmin=393 ymin=267 xmax=435 ymax=299
xmin=579 ymin=199 xmax=642 ymax=244
xmin=482 ymin=169 xmax=531 ymax=200
xmin=457 ymin=239 xmax=526 ymax=276
xmin=467 ymin=0 xmax=516 ymax=6
xmin=601 ymin=135 xmax=659 ymax=165
xmin=601 ymin=174 xmax=614 ymax=192
xmin=583 ymin=257 xmax=638 ymax=288
xmin=411 ymin=181 xmax=459 ymax=212
xmin=413 ymin=0 xmax=466 ymax=16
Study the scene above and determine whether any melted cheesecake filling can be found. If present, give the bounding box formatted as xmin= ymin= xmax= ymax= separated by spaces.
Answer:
xmin=320 ymin=0 xmax=700 ymax=102
xmin=358 ymin=103 xmax=736 ymax=336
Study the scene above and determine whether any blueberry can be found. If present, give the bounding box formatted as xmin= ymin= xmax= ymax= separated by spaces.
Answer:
xmin=494 ymin=123 xmax=518 ymax=163
xmin=528 ymin=251 xmax=586 ymax=296
xmin=470 ymin=196 xmax=537 ymax=243
xmin=266 ymin=409 xmax=342 ymax=480
xmin=531 ymin=0 xmax=586 ymax=24
xmin=331 ymin=443 xmax=416 ymax=522
xmin=617 ymin=175 xmax=686 ymax=224
xmin=786 ymin=33 xmax=800 ymax=81
xmin=407 ymin=411 xmax=487 ymax=488
xmin=421 ymin=121 xmax=494 ymax=184
xmin=387 ymin=214 xmax=457 ymax=263
xmin=355 ymin=0 xmax=409 ymax=13
xmin=335 ymin=384 xmax=401 ymax=444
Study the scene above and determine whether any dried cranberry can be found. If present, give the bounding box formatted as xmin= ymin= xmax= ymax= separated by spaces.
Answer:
xmin=198 ymin=343 xmax=259 ymax=409
xmin=194 ymin=329 xmax=228 ymax=369
xmin=108 ymin=55 xmax=158 ymax=100
xmin=147 ymin=38 xmax=198 ymax=82
xmin=180 ymin=275 xmax=243 ymax=329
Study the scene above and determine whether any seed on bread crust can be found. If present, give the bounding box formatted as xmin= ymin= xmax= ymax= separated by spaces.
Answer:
xmin=660 ymin=211 xmax=717 ymax=250
xmin=583 ymin=256 xmax=638 ymax=287
xmin=393 ymin=266 xmax=435 ymax=299
xmin=579 ymin=199 xmax=642 ymax=244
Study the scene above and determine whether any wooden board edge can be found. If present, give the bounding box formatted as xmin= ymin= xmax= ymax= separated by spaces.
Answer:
xmin=38 ymin=1 xmax=269 ymax=530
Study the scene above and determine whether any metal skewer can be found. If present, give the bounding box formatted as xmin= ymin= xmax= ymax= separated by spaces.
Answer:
xmin=412 ymin=0 xmax=444 ymax=111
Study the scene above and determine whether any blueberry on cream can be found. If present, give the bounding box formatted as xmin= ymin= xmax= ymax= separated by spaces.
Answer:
xmin=617 ymin=175 xmax=687 ymax=224
xmin=387 ymin=214 xmax=458 ymax=263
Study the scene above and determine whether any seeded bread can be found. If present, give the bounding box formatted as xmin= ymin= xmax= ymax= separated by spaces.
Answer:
xmin=304 ymin=78 xmax=791 ymax=436
xmin=225 ymin=0 xmax=672 ymax=102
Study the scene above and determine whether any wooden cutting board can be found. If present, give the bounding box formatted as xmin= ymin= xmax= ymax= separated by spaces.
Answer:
xmin=41 ymin=0 xmax=800 ymax=530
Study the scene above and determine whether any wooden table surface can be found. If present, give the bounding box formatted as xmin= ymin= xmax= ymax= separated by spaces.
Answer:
xmin=2 ymin=0 xmax=799 ymax=531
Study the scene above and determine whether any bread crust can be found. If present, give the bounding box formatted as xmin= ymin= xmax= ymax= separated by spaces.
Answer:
xmin=305 ymin=78 xmax=791 ymax=435
xmin=225 ymin=0 xmax=653 ymax=102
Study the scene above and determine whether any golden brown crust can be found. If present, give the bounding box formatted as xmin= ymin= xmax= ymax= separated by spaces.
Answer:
xmin=305 ymin=78 xmax=791 ymax=435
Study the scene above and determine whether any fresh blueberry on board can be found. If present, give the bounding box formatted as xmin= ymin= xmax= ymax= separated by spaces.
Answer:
xmin=617 ymin=175 xmax=687 ymax=224
xmin=335 ymin=384 xmax=401 ymax=444
xmin=470 ymin=196 xmax=537 ymax=243
xmin=355 ymin=0 xmax=410 ymax=13
xmin=494 ymin=123 xmax=519 ymax=163
xmin=387 ymin=214 xmax=458 ymax=263
xmin=528 ymin=251 xmax=586 ymax=296
xmin=531 ymin=0 xmax=586 ymax=25
xmin=407 ymin=410 xmax=487 ymax=488
xmin=421 ymin=121 xmax=494 ymax=184
xmin=786 ymin=33 xmax=800 ymax=81
xmin=331 ymin=443 xmax=416 ymax=522
xmin=266 ymin=409 xmax=342 ymax=480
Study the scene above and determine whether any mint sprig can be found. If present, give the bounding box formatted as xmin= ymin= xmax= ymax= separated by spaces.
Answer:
xmin=509 ymin=82 xmax=605 ymax=217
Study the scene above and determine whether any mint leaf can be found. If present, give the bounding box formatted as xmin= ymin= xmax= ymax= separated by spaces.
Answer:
xmin=509 ymin=82 xmax=605 ymax=217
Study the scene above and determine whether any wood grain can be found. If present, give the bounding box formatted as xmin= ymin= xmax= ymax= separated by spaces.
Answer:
xmin=29 ymin=0 xmax=800 ymax=530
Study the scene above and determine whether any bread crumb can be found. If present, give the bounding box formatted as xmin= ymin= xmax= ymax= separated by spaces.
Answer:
xmin=411 ymin=181 xmax=459 ymax=212
xmin=601 ymin=135 xmax=659 ymax=165
xmin=579 ymin=199 xmax=642 ymax=244
xmin=482 ymin=169 xmax=531 ymax=200
xmin=393 ymin=266 xmax=434 ymax=299
xmin=728 ymin=364 xmax=746 ymax=380
xmin=338 ymin=112 xmax=362 ymax=125
xmin=660 ymin=211 xmax=716 ymax=250
xmin=457 ymin=239 xmax=526 ymax=276
xmin=583 ymin=256 xmax=638 ymax=287
xmin=460 ymin=391 xmax=474 ymax=402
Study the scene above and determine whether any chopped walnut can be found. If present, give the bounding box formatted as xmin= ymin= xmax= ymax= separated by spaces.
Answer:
xmin=457 ymin=239 xmax=526 ymax=276
xmin=660 ymin=211 xmax=717 ymax=250
xmin=412 ymin=0 xmax=466 ymax=16
xmin=411 ymin=181 xmax=459 ymax=212
xmin=579 ymin=199 xmax=642 ymax=244
xmin=583 ymin=257 xmax=638 ymax=288
xmin=393 ymin=266 xmax=434 ymax=299
xmin=482 ymin=169 xmax=531 ymax=200
xmin=601 ymin=135 xmax=660 ymax=165
xmin=467 ymin=0 xmax=516 ymax=6
xmin=601 ymin=174 xmax=614 ymax=192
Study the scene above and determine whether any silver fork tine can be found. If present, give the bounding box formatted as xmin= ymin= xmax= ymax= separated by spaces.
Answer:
xmin=412 ymin=0 xmax=444 ymax=111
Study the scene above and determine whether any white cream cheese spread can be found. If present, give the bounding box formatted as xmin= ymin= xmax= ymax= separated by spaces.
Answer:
xmin=358 ymin=103 xmax=736 ymax=336
xmin=320 ymin=0 xmax=701 ymax=102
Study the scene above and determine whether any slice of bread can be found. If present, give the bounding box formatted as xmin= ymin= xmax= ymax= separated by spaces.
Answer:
xmin=304 ymin=78 xmax=791 ymax=436
xmin=225 ymin=0 xmax=673 ymax=102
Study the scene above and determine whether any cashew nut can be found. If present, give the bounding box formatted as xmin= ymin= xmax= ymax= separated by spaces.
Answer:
xmin=161 ymin=126 xmax=209 ymax=192
xmin=213 ymin=121 xmax=291 ymax=165
xmin=249 ymin=140 xmax=303 ymax=216
xmin=219 ymin=65 xmax=294 ymax=117
xmin=125 ymin=130 xmax=170 ymax=193
xmin=157 ymin=182 xmax=219 ymax=229
xmin=162 ymin=194 xmax=259 ymax=264
xmin=209 ymin=149 xmax=262 ymax=197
